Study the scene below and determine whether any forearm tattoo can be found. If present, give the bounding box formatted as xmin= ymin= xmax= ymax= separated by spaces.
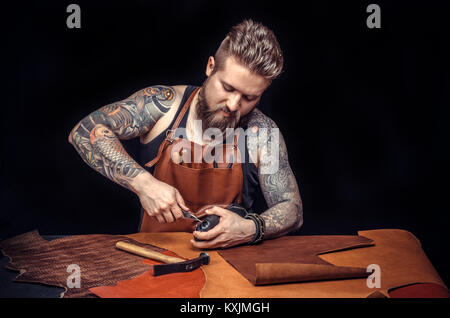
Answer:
xmin=243 ymin=109 xmax=303 ymax=239
xmin=69 ymin=85 xmax=176 ymax=190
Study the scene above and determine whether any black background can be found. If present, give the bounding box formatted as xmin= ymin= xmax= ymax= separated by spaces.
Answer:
xmin=1 ymin=0 xmax=449 ymax=286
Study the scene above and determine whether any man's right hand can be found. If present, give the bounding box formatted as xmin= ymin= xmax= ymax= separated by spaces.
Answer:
xmin=131 ymin=173 xmax=190 ymax=223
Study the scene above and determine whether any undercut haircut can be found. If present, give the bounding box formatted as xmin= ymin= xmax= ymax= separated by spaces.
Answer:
xmin=213 ymin=19 xmax=284 ymax=81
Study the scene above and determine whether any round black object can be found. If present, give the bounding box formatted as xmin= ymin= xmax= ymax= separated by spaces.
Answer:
xmin=194 ymin=215 xmax=220 ymax=241
xmin=193 ymin=204 xmax=248 ymax=241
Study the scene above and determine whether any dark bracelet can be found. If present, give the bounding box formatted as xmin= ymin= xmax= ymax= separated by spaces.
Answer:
xmin=245 ymin=213 xmax=265 ymax=245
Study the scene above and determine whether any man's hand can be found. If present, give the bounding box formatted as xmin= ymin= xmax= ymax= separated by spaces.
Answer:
xmin=191 ymin=206 xmax=256 ymax=249
xmin=132 ymin=173 xmax=190 ymax=223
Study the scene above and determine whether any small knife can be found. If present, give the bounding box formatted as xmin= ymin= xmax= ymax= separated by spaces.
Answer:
xmin=182 ymin=209 xmax=201 ymax=222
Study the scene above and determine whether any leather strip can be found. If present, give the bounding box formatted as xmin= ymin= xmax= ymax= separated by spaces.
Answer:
xmin=144 ymin=87 xmax=200 ymax=168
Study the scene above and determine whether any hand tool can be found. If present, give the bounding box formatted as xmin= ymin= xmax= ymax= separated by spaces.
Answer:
xmin=115 ymin=241 xmax=210 ymax=276
xmin=182 ymin=209 xmax=202 ymax=222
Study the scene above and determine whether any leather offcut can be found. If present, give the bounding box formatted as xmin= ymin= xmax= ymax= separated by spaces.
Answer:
xmin=89 ymin=250 xmax=206 ymax=298
xmin=218 ymin=234 xmax=374 ymax=285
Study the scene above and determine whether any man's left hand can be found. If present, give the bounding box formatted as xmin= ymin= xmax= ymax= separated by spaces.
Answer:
xmin=191 ymin=206 xmax=256 ymax=249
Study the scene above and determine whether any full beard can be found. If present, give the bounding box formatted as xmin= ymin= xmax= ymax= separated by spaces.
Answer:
xmin=196 ymin=84 xmax=241 ymax=134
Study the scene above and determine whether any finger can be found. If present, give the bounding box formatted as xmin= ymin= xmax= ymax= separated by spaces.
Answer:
xmin=170 ymin=203 xmax=183 ymax=220
xmin=175 ymin=191 xmax=190 ymax=211
xmin=161 ymin=209 xmax=175 ymax=223
xmin=205 ymin=206 xmax=229 ymax=218
xmin=190 ymin=235 xmax=226 ymax=250
xmin=193 ymin=223 xmax=223 ymax=241
xmin=196 ymin=205 xmax=215 ymax=218
xmin=147 ymin=210 xmax=160 ymax=219
xmin=155 ymin=214 xmax=165 ymax=223
xmin=191 ymin=238 xmax=214 ymax=250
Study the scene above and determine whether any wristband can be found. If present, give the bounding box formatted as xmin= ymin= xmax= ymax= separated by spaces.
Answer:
xmin=245 ymin=213 xmax=265 ymax=244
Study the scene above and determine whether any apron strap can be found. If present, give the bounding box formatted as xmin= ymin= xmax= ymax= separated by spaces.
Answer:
xmin=144 ymin=87 xmax=200 ymax=168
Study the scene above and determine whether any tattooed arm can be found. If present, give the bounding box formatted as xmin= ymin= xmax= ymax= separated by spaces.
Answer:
xmin=247 ymin=109 xmax=303 ymax=239
xmin=191 ymin=109 xmax=303 ymax=248
xmin=68 ymin=85 xmax=190 ymax=223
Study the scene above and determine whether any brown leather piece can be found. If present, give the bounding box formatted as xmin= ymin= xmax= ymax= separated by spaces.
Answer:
xmin=89 ymin=251 xmax=206 ymax=298
xmin=126 ymin=230 xmax=448 ymax=298
xmin=217 ymin=235 xmax=373 ymax=285
xmin=0 ymin=230 xmax=161 ymax=298
xmin=319 ymin=229 xmax=449 ymax=297
xmin=254 ymin=263 xmax=369 ymax=285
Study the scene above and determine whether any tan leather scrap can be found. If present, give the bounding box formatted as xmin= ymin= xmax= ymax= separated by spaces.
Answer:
xmin=319 ymin=229 xmax=448 ymax=297
xmin=126 ymin=229 xmax=448 ymax=298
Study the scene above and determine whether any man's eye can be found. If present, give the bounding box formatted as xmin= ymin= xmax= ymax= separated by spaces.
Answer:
xmin=223 ymin=85 xmax=233 ymax=92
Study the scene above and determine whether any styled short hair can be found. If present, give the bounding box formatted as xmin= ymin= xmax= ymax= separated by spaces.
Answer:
xmin=214 ymin=19 xmax=284 ymax=80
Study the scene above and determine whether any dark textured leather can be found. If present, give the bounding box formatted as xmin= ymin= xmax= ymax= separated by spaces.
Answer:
xmin=0 ymin=230 xmax=163 ymax=298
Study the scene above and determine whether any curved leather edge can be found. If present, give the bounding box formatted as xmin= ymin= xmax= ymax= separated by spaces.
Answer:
xmin=356 ymin=229 xmax=447 ymax=297
xmin=254 ymin=263 xmax=370 ymax=286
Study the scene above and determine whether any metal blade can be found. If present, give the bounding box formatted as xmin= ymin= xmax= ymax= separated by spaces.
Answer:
xmin=182 ymin=209 xmax=201 ymax=222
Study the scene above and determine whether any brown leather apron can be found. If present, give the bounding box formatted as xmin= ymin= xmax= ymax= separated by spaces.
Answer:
xmin=139 ymin=88 xmax=244 ymax=232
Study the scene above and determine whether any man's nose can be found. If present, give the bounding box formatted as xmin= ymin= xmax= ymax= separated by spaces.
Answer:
xmin=226 ymin=93 xmax=241 ymax=112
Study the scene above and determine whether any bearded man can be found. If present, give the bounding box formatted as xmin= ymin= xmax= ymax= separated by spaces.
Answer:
xmin=69 ymin=20 xmax=303 ymax=249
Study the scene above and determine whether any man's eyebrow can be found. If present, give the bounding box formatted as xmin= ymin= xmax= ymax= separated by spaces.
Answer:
xmin=221 ymin=81 xmax=259 ymax=99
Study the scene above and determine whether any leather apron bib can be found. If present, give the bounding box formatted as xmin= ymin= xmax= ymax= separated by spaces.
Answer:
xmin=139 ymin=87 xmax=244 ymax=232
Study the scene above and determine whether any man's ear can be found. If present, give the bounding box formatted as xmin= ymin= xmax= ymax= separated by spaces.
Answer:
xmin=205 ymin=56 xmax=215 ymax=76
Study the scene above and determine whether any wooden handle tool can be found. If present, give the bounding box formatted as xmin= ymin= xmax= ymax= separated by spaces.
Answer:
xmin=115 ymin=241 xmax=185 ymax=264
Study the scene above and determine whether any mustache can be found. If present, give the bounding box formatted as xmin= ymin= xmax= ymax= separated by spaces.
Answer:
xmin=208 ymin=104 xmax=240 ymax=119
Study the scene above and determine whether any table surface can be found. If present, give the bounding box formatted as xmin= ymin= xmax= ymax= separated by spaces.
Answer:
xmin=0 ymin=230 xmax=448 ymax=298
